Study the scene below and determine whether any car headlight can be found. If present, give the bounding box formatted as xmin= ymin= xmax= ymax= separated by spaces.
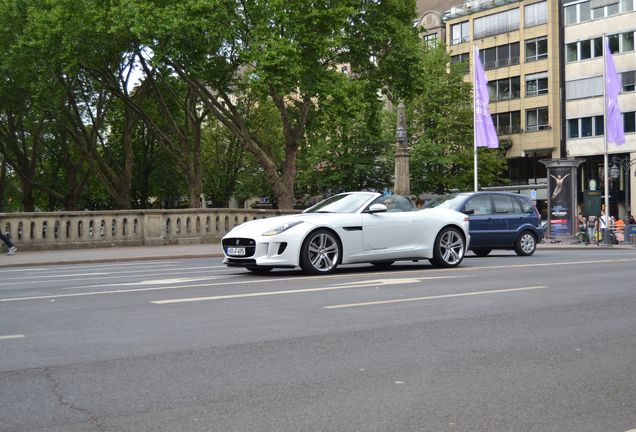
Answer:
xmin=262 ymin=221 xmax=303 ymax=236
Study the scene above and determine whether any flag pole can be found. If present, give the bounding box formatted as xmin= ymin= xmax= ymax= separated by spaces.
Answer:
xmin=473 ymin=44 xmax=478 ymax=192
xmin=602 ymin=33 xmax=610 ymax=245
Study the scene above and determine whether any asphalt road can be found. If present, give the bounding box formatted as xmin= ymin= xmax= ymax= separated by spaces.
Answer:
xmin=1 ymin=249 xmax=636 ymax=432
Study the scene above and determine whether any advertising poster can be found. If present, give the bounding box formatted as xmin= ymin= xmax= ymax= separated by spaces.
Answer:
xmin=549 ymin=166 xmax=573 ymax=236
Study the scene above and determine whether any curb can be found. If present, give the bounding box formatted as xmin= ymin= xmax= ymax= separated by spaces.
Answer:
xmin=0 ymin=253 xmax=224 ymax=269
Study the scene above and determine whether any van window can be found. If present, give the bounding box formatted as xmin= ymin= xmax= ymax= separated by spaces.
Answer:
xmin=465 ymin=195 xmax=492 ymax=215
xmin=493 ymin=195 xmax=515 ymax=213
xmin=515 ymin=196 xmax=533 ymax=213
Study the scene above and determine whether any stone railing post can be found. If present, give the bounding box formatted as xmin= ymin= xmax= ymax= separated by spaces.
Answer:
xmin=143 ymin=213 xmax=165 ymax=246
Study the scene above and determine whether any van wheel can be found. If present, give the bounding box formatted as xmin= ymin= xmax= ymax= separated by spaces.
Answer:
xmin=514 ymin=231 xmax=536 ymax=256
xmin=472 ymin=248 xmax=492 ymax=257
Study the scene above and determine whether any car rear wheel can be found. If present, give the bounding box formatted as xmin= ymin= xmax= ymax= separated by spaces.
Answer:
xmin=514 ymin=231 xmax=536 ymax=256
xmin=472 ymin=248 xmax=492 ymax=257
xmin=429 ymin=227 xmax=465 ymax=268
xmin=300 ymin=229 xmax=341 ymax=275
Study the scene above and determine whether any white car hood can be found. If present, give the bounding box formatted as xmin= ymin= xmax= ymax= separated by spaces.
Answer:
xmin=226 ymin=213 xmax=330 ymax=236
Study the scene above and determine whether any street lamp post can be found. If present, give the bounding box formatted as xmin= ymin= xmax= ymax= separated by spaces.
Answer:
xmin=610 ymin=156 xmax=636 ymax=243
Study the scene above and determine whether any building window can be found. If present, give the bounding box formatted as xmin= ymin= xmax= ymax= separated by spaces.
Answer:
xmin=492 ymin=111 xmax=521 ymax=134
xmin=488 ymin=77 xmax=521 ymax=101
xmin=625 ymin=111 xmax=636 ymax=133
xmin=525 ymin=1 xmax=547 ymax=27
xmin=595 ymin=115 xmax=604 ymax=135
xmin=451 ymin=52 xmax=469 ymax=64
xmin=526 ymin=107 xmax=549 ymax=131
xmin=592 ymin=2 xmax=619 ymax=18
xmin=621 ymin=32 xmax=635 ymax=52
xmin=621 ymin=0 xmax=635 ymax=12
xmin=450 ymin=52 xmax=470 ymax=74
xmin=564 ymin=1 xmax=591 ymax=25
xmin=451 ymin=21 xmax=469 ymax=45
xmin=474 ymin=9 xmax=520 ymax=39
xmin=567 ymin=119 xmax=579 ymax=138
xmin=567 ymin=115 xmax=605 ymax=138
xmin=479 ymin=42 xmax=520 ymax=70
xmin=566 ymin=37 xmax=603 ymax=62
xmin=526 ymin=72 xmax=548 ymax=96
xmin=566 ymin=76 xmax=603 ymax=99
xmin=525 ymin=37 xmax=548 ymax=62
xmin=424 ymin=33 xmax=438 ymax=47
xmin=600 ymin=31 xmax=636 ymax=54
xmin=622 ymin=71 xmax=636 ymax=92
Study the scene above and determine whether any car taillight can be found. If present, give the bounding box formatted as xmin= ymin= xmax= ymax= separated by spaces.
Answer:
xmin=463 ymin=216 xmax=470 ymax=222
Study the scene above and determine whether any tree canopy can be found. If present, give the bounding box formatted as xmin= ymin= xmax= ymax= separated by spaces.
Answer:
xmin=0 ymin=0 xmax=508 ymax=211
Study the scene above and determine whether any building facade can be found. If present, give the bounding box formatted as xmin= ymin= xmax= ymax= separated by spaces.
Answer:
xmin=416 ymin=0 xmax=460 ymax=45
xmin=444 ymin=0 xmax=560 ymax=202
xmin=563 ymin=0 xmax=636 ymax=220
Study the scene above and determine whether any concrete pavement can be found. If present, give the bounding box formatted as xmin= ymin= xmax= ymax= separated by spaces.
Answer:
xmin=0 ymin=244 xmax=224 ymax=268
xmin=0 ymin=241 xmax=633 ymax=268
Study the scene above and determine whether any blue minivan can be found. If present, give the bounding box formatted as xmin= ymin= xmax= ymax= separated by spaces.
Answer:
xmin=425 ymin=192 xmax=544 ymax=256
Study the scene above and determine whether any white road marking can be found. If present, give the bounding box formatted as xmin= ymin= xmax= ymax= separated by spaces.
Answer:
xmin=0 ymin=273 xmax=109 ymax=285
xmin=151 ymin=276 xmax=466 ymax=305
xmin=0 ymin=334 xmax=25 ymax=340
xmin=331 ymin=277 xmax=462 ymax=289
xmin=0 ymin=268 xmax=232 ymax=288
xmin=123 ymin=277 xmax=220 ymax=286
xmin=1 ymin=257 xmax=634 ymax=303
xmin=323 ymin=286 xmax=549 ymax=309
xmin=0 ymin=261 xmax=182 ymax=273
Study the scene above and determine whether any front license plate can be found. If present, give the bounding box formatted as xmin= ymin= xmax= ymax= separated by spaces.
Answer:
xmin=227 ymin=247 xmax=246 ymax=256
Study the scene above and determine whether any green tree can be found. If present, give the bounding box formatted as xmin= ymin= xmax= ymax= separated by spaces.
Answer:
xmin=297 ymin=80 xmax=394 ymax=199
xmin=116 ymin=0 xmax=421 ymax=209
xmin=409 ymin=44 xmax=508 ymax=195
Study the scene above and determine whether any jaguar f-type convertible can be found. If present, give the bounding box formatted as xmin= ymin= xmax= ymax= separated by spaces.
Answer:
xmin=222 ymin=191 xmax=470 ymax=275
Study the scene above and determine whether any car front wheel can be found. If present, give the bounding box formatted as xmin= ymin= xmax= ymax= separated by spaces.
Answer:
xmin=514 ymin=231 xmax=536 ymax=256
xmin=429 ymin=227 xmax=465 ymax=268
xmin=300 ymin=229 xmax=341 ymax=275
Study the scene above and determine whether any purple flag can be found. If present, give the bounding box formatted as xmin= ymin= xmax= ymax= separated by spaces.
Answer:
xmin=604 ymin=38 xmax=625 ymax=145
xmin=473 ymin=46 xmax=498 ymax=149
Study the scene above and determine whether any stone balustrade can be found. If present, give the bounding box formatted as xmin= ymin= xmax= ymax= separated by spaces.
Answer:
xmin=0 ymin=208 xmax=299 ymax=251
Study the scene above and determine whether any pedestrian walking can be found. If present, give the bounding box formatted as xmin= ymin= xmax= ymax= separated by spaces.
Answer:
xmin=599 ymin=210 xmax=609 ymax=245
xmin=0 ymin=231 xmax=17 ymax=255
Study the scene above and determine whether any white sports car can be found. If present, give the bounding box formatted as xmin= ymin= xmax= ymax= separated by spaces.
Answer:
xmin=222 ymin=192 xmax=470 ymax=275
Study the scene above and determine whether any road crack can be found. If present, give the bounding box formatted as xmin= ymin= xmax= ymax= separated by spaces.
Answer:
xmin=45 ymin=368 xmax=108 ymax=431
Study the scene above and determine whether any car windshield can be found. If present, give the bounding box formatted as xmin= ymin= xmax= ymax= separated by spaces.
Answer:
xmin=303 ymin=193 xmax=376 ymax=213
xmin=425 ymin=194 xmax=468 ymax=210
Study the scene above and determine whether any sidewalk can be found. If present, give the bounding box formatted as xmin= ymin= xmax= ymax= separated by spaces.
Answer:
xmin=0 ymin=241 xmax=633 ymax=268
xmin=0 ymin=244 xmax=225 ymax=268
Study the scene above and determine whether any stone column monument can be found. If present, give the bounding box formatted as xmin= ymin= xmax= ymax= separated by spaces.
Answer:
xmin=394 ymin=101 xmax=410 ymax=195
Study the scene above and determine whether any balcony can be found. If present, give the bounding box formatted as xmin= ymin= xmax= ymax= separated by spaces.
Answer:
xmin=443 ymin=0 xmax=521 ymax=21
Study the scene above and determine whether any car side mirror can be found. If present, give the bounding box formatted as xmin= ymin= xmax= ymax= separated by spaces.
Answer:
xmin=462 ymin=209 xmax=475 ymax=215
xmin=368 ymin=203 xmax=388 ymax=213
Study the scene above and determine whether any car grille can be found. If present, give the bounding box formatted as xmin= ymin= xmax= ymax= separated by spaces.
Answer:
xmin=222 ymin=238 xmax=257 ymax=257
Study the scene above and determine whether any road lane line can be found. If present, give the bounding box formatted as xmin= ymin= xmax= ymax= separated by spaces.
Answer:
xmin=150 ymin=276 xmax=466 ymax=305
xmin=0 ymin=334 xmax=25 ymax=340
xmin=1 ymin=266 xmax=227 ymax=282
xmin=2 ymin=257 xmax=635 ymax=303
xmin=323 ymin=286 xmax=549 ymax=309
xmin=0 ymin=270 xmax=233 ymax=289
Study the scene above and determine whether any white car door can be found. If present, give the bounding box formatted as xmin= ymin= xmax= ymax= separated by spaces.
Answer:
xmin=361 ymin=211 xmax=421 ymax=259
